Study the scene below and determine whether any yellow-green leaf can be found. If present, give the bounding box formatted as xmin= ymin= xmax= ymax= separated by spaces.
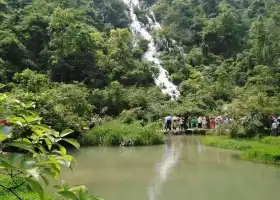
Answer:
xmin=57 ymin=144 xmax=66 ymax=155
xmin=57 ymin=191 xmax=78 ymax=200
xmin=62 ymin=138 xmax=80 ymax=149
xmin=44 ymin=138 xmax=52 ymax=150
xmin=61 ymin=129 xmax=73 ymax=137
xmin=8 ymin=140 xmax=34 ymax=152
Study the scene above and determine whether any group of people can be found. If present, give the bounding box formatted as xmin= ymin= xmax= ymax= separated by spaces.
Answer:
xmin=191 ymin=116 xmax=233 ymax=129
xmin=164 ymin=116 xmax=185 ymax=131
xmin=164 ymin=116 xmax=233 ymax=131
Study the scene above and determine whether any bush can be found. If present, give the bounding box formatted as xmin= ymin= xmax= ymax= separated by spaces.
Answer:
xmin=79 ymin=120 xmax=164 ymax=146
xmin=210 ymin=124 xmax=230 ymax=136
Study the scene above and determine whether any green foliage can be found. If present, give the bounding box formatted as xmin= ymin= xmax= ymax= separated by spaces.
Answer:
xmin=0 ymin=92 xmax=101 ymax=200
xmin=2 ymin=0 xmax=280 ymax=139
xmin=79 ymin=121 xmax=164 ymax=147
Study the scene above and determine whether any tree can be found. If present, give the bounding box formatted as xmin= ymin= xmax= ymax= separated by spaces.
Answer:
xmin=0 ymin=86 xmax=102 ymax=200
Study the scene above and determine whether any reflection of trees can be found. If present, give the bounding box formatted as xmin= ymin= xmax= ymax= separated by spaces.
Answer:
xmin=147 ymin=138 xmax=183 ymax=200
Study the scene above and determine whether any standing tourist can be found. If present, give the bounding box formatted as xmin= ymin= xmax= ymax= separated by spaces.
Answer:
xmin=179 ymin=117 xmax=184 ymax=130
xmin=197 ymin=116 xmax=202 ymax=128
xmin=210 ymin=118 xmax=215 ymax=129
xmin=202 ymin=117 xmax=207 ymax=129
xmin=191 ymin=118 xmax=197 ymax=128
xmin=165 ymin=116 xmax=172 ymax=131
xmin=271 ymin=120 xmax=279 ymax=136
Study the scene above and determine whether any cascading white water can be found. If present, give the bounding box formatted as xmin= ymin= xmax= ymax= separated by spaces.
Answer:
xmin=123 ymin=0 xmax=180 ymax=100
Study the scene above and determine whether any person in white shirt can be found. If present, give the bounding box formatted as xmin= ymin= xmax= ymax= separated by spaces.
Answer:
xmin=197 ymin=117 xmax=202 ymax=128
xmin=271 ymin=120 xmax=279 ymax=136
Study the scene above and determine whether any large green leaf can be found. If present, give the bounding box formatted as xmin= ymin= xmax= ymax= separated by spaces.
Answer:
xmin=78 ymin=186 xmax=88 ymax=200
xmin=7 ymin=116 xmax=26 ymax=124
xmin=57 ymin=191 xmax=78 ymax=200
xmin=61 ymin=129 xmax=73 ymax=137
xmin=57 ymin=144 xmax=67 ymax=155
xmin=44 ymin=138 xmax=52 ymax=150
xmin=37 ymin=144 xmax=47 ymax=154
xmin=62 ymin=138 xmax=80 ymax=149
xmin=25 ymin=115 xmax=42 ymax=123
xmin=8 ymin=140 xmax=34 ymax=152
xmin=26 ymin=178 xmax=44 ymax=199
xmin=32 ymin=128 xmax=43 ymax=137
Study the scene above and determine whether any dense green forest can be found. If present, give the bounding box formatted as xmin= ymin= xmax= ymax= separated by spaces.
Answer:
xmin=1 ymin=0 xmax=280 ymax=136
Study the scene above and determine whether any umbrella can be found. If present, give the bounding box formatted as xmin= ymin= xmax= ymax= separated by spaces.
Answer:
xmin=165 ymin=116 xmax=172 ymax=121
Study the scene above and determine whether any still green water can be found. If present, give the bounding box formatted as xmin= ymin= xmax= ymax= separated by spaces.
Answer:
xmin=61 ymin=136 xmax=280 ymax=200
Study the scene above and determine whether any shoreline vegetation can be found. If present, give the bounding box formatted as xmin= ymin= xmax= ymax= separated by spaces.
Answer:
xmin=79 ymin=121 xmax=164 ymax=147
xmin=202 ymin=136 xmax=280 ymax=164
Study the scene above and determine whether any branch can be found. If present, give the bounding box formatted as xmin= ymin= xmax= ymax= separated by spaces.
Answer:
xmin=0 ymin=182 xmax=20 ymax=199
xmin=10 ymin=170 xmax=26 ymax=190
xmin=8 ymin=188 xmax=22 ymax=200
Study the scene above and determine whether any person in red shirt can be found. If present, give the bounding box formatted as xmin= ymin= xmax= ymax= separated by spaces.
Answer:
xmin=210 ymin=118 xmax=215 ymax=129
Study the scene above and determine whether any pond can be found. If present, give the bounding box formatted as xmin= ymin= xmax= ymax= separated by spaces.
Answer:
xmin=60 ymin=136 xmax=280 ymax=200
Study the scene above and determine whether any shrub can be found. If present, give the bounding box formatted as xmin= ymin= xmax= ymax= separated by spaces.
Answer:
xmin=119 ymin=110 xmax=136 ymax=124
xmin=79 ymin=120 xmax=164 ymax=146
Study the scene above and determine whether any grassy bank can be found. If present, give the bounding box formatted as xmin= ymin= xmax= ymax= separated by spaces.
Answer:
xmin=79 ymin=121 xmax=164 ymax=147
xmin=202 ymin=136 xmax=280 ymax=164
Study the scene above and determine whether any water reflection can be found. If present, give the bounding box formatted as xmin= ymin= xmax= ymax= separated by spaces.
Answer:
xmin=148 ymin=138 xmax=183 ymax=200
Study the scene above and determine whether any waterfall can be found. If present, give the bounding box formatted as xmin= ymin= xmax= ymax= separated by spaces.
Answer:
xmin=123 ymin=0 xmax=180 ymax=100
xmin=171 ymin=39 xmax=187 ymax=59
